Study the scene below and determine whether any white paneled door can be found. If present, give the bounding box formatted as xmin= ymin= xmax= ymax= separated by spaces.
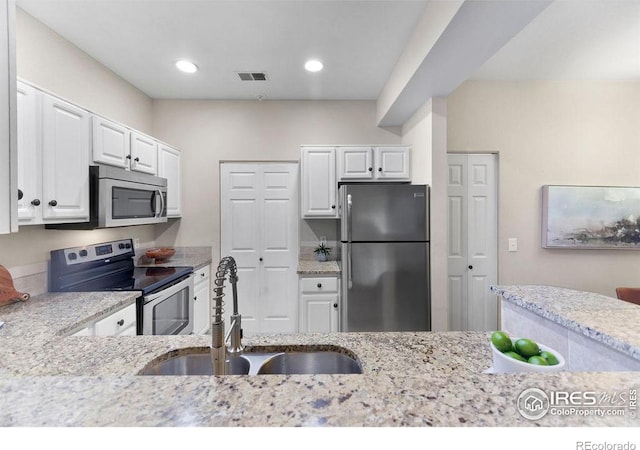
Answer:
xmin=221 ymin=162 xmax=299 ymax=335
xmin=447 ymin=154 xmax=498 ymax=331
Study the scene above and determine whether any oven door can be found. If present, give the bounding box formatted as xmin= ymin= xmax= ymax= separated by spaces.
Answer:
xmin=100 ymin=178 xmax=167 ymax=227
xmin=141 ymin=274 xmax=194 ymax=335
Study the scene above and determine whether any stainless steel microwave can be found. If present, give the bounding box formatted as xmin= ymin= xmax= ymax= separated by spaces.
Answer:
xmin=47 ymin=165 xmax=167 ymax=229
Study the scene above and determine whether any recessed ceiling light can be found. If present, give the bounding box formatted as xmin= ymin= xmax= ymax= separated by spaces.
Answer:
xmin=304 ymin=60 xmax=323 ymax=72
xmin=175 ymin=60 xmax=198 ymax=73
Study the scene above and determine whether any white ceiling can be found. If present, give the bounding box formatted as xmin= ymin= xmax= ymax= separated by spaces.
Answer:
xmin=15 ymin=1 xmax=640 ymax=102
xmin=16 ymin=0 xmax=428 ymax=100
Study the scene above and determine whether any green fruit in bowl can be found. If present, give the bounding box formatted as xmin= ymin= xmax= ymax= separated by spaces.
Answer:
xmin=503 ymin=351 xmax=527 ymax=362
xmin=514 ymin=338 xmax=540 ymax=357
xmin=527 ymin=355 xmax=549 ymax=365
xmin=539 ymin=350 xmax=559 ymax=366
xmin=491 ymin=331 xmax=513 ymax=352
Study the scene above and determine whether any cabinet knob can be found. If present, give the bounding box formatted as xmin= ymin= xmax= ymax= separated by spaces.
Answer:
xmin=201 ymin=273 xmax=205 ymax=277
xmin=259 ymin=257 xmax=263 ymax=262
xmin=368 ymin=167 xmax=372 ymax=172
xmin=18 ymin=189 xmax=23 ymax=200
xmin=31 ymin=199 xmax=40 ymax=206
xmin=333 ymin=303 xmax=338 ymax=308
xmin=468 ymin=265 xmax=473 ymax=270
xmin=117 ymin=319 xmax=124 ymax=326
xmin=378 ymin=168 xmax=382 ymax=172
xmin=194 ymin=296 xmax=197 ymax=301
xmin=331 ymin=205 xmax=336 ymax=209
xmin=49 ymin=200 xmax=57 ymax=207
xmin=134 ymin=157 xmax=140 ymax=162
xmin=126 ymin=154 xmax=132 ymax=159
xmin=317 ymin=283 xmax=322 ymax=288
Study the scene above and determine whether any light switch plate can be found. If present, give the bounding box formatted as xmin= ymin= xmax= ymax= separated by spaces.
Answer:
xmin=508 ymin=238 xmax=518 ymax=252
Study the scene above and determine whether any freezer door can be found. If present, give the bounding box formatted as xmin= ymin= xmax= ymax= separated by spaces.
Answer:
xmin=340 ymin=184 xmax=428 ymax=242
xmin=341 ymin=242 xmax=430 ymax=332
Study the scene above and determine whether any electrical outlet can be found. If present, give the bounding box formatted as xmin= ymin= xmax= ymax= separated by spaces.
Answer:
xmin=508 ymin=238 xmax=518 ymax=252
xmin=133 ymin=238 xmax=140 ymax=249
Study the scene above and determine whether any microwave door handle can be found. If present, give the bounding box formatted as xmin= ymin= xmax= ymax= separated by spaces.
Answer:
xmin=150 ymin=190 xmax=157 ymax=216
xmin=157 ymin=189 xmax=165 ymax=218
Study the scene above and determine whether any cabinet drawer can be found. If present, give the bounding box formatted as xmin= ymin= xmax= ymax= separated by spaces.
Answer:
xmin=300 ymin=277 xmax=338 ymax=293
xmin=194 ymin=265 xmax=210 ymax=286
xmin=94 ymin=304 xmax=137 ymax=336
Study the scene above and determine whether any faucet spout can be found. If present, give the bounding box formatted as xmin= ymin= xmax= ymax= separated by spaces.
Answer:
xmin=211 ymin=256 xmax=243 ymax=375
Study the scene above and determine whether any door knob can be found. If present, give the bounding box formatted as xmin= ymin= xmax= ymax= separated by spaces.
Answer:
xmin=49 ymin=200 xmax=57 ymax=207
xmin=31 ymin=199 xmax=41 ymax=206
xmin=468 ymin=265 xmax=473 ymax=270
xmin=333 ymin=303 xmax=338 ymax=308
xmin=378 ymin=168 xmax=382 ymax=172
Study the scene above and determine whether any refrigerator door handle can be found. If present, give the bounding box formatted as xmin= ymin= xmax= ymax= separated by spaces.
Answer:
xmin=347 ymin=194 xmax=352 ymax=242
xmin=347 ymin=243 xmax=353 ymax=289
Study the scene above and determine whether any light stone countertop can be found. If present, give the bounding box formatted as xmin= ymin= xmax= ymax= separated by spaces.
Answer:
xmin=296 ymin=259 xmax=341 ymax=275
xmin=136 ymin=246 xmax=212 ymax=269
xmin=491 ymin=285 xmax=640 ymax=361
xmin=0 ymin=286 xmax=639 ymax=426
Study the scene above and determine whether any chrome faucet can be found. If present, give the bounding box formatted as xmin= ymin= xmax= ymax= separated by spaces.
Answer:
xmin=211 ymin=256 xmax=244 ymax=375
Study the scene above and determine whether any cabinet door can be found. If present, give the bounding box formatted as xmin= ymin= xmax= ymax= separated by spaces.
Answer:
xmin=301 ymin=147 xmax=337 ymax=218
xmin=193 ymin=266 xmax=210 ymax=335
xmin=337 ymin=147 xmax=373 ymax=180
xmin=16 ymin=81 xmax=41 ymax=223
xmin=130 ymin=131 xmax=158 ymax=175
xmin=94 ymin=304 xmax=137 ymax=336
xmin=158 ymin=143 xmax=181 ymax=217
xmin=92 ymin=115 xmax=130 ymax=169
xmin=41 ymin=93 xmax=90 ymax=221
xmin=374 ymin=147 xmax=410 ymax=180
xmin=300 ymin=294 xmax=338 ymax=333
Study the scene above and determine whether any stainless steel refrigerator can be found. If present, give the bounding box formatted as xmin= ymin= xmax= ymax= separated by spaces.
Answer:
xmin=339 ymin=184 xmax=430 ymax=332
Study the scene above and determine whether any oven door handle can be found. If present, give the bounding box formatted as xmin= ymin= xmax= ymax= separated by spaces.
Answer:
xmin=144 ymin=274 xmax=194 ymax=303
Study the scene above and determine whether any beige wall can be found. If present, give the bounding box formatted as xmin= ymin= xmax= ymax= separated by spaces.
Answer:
xmin=0 ymin=10 xmax=156 ymax=270
xmin=152 ymin=100 xmax=402 ymax=262
xmin=448 ymin=80 xmax=640 ymax=298
xmin=401 ymin=98 xmax=448 ymax=331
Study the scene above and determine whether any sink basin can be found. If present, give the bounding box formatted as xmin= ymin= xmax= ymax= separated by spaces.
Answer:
xmin=139 ymin=349 xmax=250 ymax=376
xmin=257 ymin=351 xmax=362 ymax=375
xmin=138 ymin=347 xmax=362 ymax=376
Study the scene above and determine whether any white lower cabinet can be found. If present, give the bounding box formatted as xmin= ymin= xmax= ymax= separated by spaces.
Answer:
xmin=72 ymin=303 xmax=137 ymax=337
xmin=193 ymin=265 xmax=211 ymax=335
xmin=299 ymin=276 xmax=339 ymax=333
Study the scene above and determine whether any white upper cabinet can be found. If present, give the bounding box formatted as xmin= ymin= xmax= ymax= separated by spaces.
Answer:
xmin=157 ymin=143 xmax=181 ymax=217
xmin=16 ymin=81 xmax=40 ymax=223
xmin=92 ymin=115 xmax=131 ymax=169
xmin=337 ymin=146 xmax=374 ymax=180
xmin=41 ymin=92 xmax=90 ymax=222
xmin=337 ymin=146 xmax=410 ymax=181
xmin=0 ymin=0 xmax=17 ymax=234
xmin=301 ymin=146 xmax=338 ymax=218
xmin=374 ymin=146 xmax=410 ymax=180
xmin=130 ymin=131 xmax=158 ymax=175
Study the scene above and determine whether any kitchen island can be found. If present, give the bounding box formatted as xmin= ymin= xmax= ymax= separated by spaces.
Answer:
xmin=0 ymin=288 xmax=638 ymax=426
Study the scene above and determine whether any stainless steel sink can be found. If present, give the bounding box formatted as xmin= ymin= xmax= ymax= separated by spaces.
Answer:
xmin=138 ymin=347 xmax=362 ymax=376
xmin=256 ymin=351 xmax=362 ymax=375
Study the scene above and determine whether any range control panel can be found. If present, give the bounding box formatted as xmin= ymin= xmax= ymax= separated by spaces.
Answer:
xmin=63 ymin=239 xmax=134 ymax=265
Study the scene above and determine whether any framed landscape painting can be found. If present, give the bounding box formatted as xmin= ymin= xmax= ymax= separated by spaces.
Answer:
xmin=542 ymin=185 xmax=640 ymax=249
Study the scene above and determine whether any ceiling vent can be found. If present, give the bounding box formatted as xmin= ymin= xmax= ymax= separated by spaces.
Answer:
xmin=237 ymin=72 xmax=268 ymax=81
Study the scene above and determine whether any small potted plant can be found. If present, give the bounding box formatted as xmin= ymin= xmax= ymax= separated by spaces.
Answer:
xmin=313 ymin=242 xmax=331 ymax=262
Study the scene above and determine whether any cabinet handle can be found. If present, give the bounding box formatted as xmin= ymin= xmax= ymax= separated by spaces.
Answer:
xmin=378 ymin=168 xmax=382 ymax=172
xmin=468 ymin=265 xmax=473 ymax=270
xmin=117 ymin=319 xmax=124 ymax=326
xmin=18 ymin=189 xmax=23 ymax=200
xmin=126 ymin=154 xmax=131 ymax=160
xmin=331 ymin=205 xmax=336 ymax=209
xmin=49 ymin=200 xmax=57 ymax=207
xmin=333 ymin=303 xmax=338 ymax=308
xmin=368 ymin=167 xmax=372 ymax=172
xmin=201 ymin=273 xmax=205 ymax=277
xmin=31 ymin=199 xmax=41 ymax=206
xmin=317 ymin=283 xmax=322 ymax=288
xmin=194 ymin=296 xmax=197 ymax=301
xmin=134 ymin=157 xmax=140 ymax=162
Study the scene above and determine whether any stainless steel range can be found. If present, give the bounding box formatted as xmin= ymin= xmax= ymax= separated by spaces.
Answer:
xmin=49 ymin=239 xmax=195 ymax=335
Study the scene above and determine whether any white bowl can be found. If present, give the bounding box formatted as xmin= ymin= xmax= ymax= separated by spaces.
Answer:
xmin=490 ymin=336 xmax=566 ymax=373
